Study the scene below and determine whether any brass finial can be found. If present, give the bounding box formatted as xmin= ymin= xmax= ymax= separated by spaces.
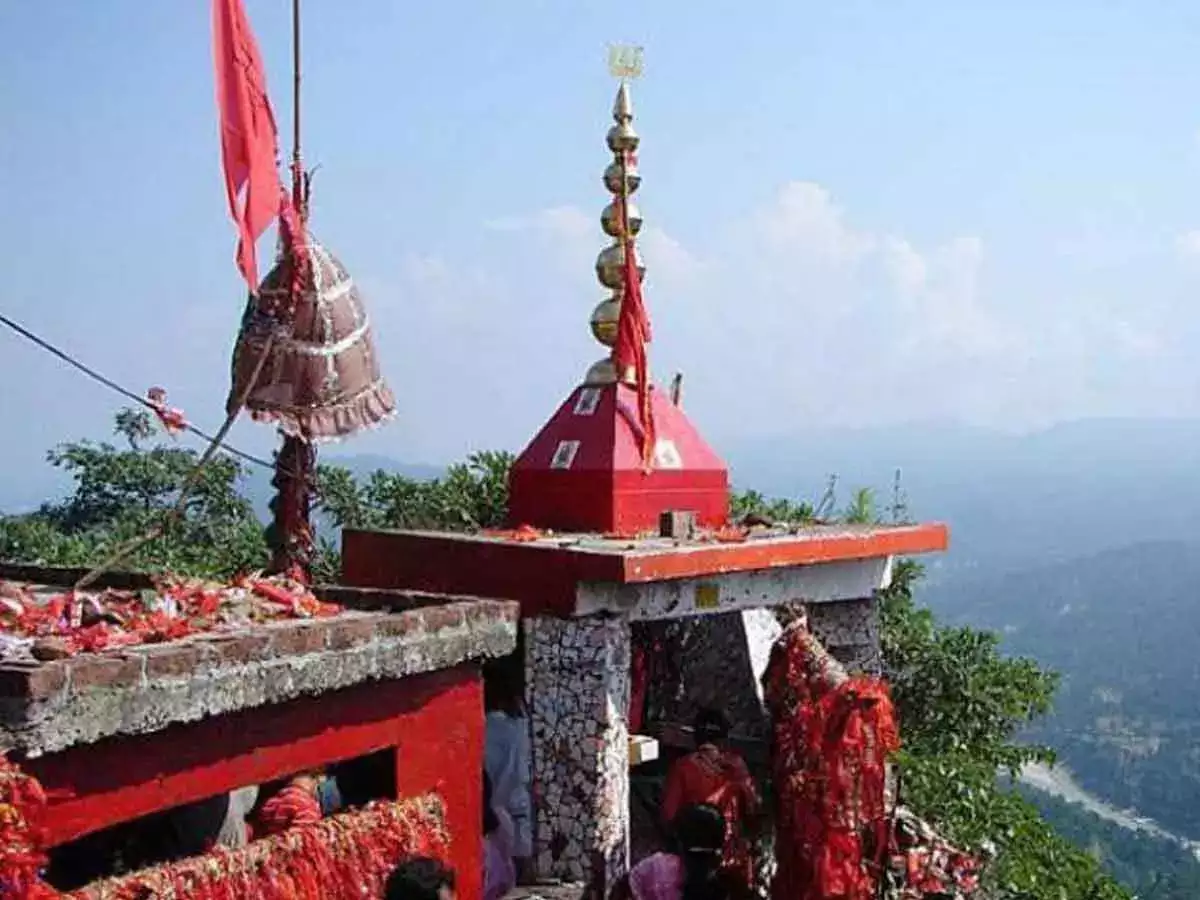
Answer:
xmin=587 ymin=45 xmax=646 ymax=386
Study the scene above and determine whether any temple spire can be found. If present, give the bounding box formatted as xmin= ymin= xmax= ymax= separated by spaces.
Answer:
xmin=586 ymin=46 xmax=647 ymax=386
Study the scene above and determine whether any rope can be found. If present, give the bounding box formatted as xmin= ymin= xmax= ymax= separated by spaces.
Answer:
xmin=73 ymin=331 xmax=280 ymax=590
xmin=0 ymin=309 xmax=326 ymax=589
xmin=0 ymin=310 xmax=274 ymax=472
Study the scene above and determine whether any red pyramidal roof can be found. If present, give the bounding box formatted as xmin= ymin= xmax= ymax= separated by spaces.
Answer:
xmin=508 ymin=382 xmax=730 ymax=534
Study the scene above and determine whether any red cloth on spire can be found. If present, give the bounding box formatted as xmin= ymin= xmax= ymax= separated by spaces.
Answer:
xmin=612 ymin=180 xmax=655 ymax=470
xmin=212 ymin=0 xmax=287 ymax=292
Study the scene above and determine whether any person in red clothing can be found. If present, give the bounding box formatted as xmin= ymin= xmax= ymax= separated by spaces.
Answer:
xmin=661 ymin=708 xmax=760 ymax=893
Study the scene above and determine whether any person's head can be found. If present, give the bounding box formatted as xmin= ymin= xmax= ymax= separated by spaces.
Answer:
xmin=483 ymin=657 xmax=523 ymax=717
xmin=482 ymin=771 xmax=499 ymax=836
xmin=692 ymin=707 xmax=730 ymax=747
xmin=384 ymin=857 xmax=456 ymax=900
xmin=672 ymin=804 xmax=729 ymax=900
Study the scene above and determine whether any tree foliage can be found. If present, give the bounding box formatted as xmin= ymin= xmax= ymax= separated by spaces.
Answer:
xmin=0 ymin=410 xmax=267 ymax=578
xmin=0 ymin=415 xmax=1140 ymax=897
xmin=881 ymin=560 xmax=1130 ymax=899
xmin=315 ymin=450 xmax=512 ymax=533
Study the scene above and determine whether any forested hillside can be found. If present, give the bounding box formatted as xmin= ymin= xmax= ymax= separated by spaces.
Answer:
xmin=925 ymin=542 xmax=1200 ymax=842
xmin=1021 ymin=786 xmax=1200 ymax=899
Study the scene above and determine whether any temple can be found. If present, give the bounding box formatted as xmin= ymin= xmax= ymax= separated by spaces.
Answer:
xmin=341 ymin=68 xmax=949 ymax=894
xmin=0 ymin=34 xmax=964 ymax=900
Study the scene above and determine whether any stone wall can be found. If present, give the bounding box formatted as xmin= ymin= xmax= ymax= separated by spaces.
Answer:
xmin=525 ymin=616 xmax=630 ymax=892
xmin=0 ymin=601 xmax=518 ymax=756
xmin=640 ymin=597 xmax=881 ymax=741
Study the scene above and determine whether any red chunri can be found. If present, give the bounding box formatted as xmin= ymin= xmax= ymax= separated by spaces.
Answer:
xmin=0 ymin=573 xmax=340 ymax=659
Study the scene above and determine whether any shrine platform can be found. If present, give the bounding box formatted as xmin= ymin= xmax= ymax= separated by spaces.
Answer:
xmin=340 ymin=520 xmax=948 ymax=889
xmin=342 ymin=521 xmax=948 ymax=619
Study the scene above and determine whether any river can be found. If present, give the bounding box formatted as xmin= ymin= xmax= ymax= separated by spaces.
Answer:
xmin=1020 ymin=762 xmax=1200 ymax=861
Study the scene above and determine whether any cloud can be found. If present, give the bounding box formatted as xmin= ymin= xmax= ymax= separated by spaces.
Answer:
xmin=334 ymin=179 xmax=1198 ymax=458
xmin=485 ymin=206 xmax=592 ymax=241
xmin=750 ymin=182 xmax=876 ymax=266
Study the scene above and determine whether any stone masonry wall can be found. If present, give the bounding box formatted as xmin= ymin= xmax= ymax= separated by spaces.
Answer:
xmin=525 ymin=615 xmax=630 ymax=893
xmin=0 ymin=601 xmax=518 ymax=757
xmin=642 ymin=597 xmax=881 ymax=741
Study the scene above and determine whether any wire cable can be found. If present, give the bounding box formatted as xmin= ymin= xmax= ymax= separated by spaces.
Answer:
xmin=0 ymin=310 xmax=275 ymax=472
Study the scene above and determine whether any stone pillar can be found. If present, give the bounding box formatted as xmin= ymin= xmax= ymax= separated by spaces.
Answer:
xmin=806 ymin=597 xmax=881 ymax=675
xmin=525 ymin=615 xmax=631 ymax=891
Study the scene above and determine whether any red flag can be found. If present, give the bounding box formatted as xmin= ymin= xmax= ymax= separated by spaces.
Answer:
xmin=212 ymin=0 xmax=287 ymax=292
xmin=612 ymin=185 xmax=656 ymax=470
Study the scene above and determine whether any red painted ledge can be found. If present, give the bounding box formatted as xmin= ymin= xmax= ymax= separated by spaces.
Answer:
xmin=342 ymin=523 xmax=948 ymax=617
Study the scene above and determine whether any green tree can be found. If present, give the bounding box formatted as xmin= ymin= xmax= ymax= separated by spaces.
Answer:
xmin=881 ymin=559 xmax=1130 ymax=899
xmin=315 ymin=449 xmax=513 ymax=533
xmin=0 ymin=409 xmax=268 ymax=578
xmin=730 ymin=489 xmax=815 ymax=524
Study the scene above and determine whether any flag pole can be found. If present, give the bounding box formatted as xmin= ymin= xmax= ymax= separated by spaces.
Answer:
xmin=268 ymin=0 xmax=317 ymax=578
xmin=291 ymin=0 xmax=303 ymax=214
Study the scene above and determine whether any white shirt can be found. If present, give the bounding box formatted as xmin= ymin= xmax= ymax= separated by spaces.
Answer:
xmin=485 ymin=710 xmax=532 ymax=858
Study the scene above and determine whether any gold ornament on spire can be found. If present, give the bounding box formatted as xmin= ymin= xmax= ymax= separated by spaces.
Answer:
xmin=586 ymin=45 xmax=646 ymax=386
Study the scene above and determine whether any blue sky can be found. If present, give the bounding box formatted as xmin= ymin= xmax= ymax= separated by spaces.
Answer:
xmin=3 ymin=0 xmax=1200 ymax=498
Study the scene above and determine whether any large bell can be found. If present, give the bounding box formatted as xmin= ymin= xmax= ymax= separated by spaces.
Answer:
xmin=227 ymin=235 xmax=396 ymax=442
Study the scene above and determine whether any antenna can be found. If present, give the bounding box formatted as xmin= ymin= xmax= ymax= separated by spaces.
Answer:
xmin=669 ymin=372 xmax=683 ymax=407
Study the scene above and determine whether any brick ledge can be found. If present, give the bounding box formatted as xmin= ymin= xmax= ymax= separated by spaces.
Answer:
xmin=0 ymin=600 xmax=518 ymax=757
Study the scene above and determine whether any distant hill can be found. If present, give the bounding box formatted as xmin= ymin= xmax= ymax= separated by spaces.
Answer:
xmin=726 ymin=417 xmax=1200 ymax=580
xmin=924 ymin=541 xmax=1200 ymax=842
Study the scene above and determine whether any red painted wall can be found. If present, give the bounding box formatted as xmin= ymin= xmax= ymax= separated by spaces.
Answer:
xmin=26 ymin=665 xmax=485 ymax=900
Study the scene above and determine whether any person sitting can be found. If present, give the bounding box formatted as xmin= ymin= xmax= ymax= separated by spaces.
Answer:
xmin=483 ymin=772 xmax=517 ymax=900
xmin=628 ymin=803 xmax=740 ymax=900
xmin=661 ymin=708 xmax=760 ymax=893
xmin=385 ymin=856 xmax=457 ymax=900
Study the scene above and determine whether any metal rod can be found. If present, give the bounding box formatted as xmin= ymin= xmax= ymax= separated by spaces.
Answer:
xmin=291 ymin=0 xmax=302 ymax=211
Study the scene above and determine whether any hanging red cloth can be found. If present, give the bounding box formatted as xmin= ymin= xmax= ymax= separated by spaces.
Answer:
xmin=763 ymin=622 xmax=899 ymax=900
xmin=629 ymin=642 xmax=648 ymax=734
xmin=611 ymin=156 xmax=656 ymax=470
xmin=211 ymin=0 xmax=289 ymax=292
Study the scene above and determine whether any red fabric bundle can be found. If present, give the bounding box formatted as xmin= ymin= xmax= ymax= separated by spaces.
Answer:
xmin=0 ymin=753 xmax=448 ymax=900
xmin=0 ymin=574 xmax=340 ymax=658
xmin=70 ymin=796 xmax=449 ymax=900
xmin=256 ymin=784 xmax=323 ymax=837
xmin=0 ymin=755 xmax=57 ymax=900
xmin=611 ymin=152 xmax=655 ymax=471
xmin=763 ymin=622 xmax=899 ymax=900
